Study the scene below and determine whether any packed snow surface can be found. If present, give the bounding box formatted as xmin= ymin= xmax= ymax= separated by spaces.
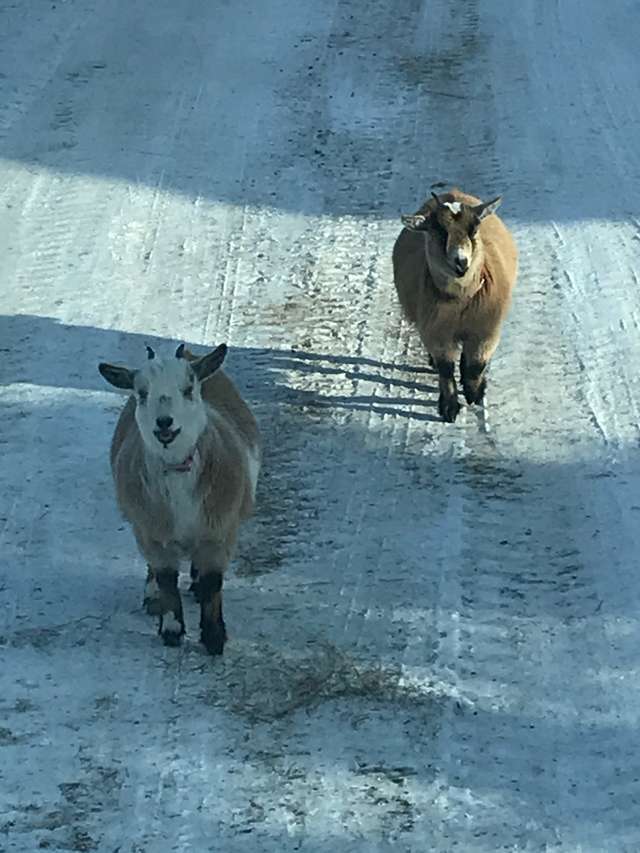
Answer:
xmin=2 ymin=0 xmax=640 ymax=850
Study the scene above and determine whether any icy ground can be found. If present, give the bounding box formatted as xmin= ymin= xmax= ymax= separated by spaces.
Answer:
xmin=2 ymin=0 xmax=640 ymax=850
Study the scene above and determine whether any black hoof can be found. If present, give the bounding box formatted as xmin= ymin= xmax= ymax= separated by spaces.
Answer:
xmin=158 ymin=614 xmax=185 ymax=647
xmin=162 ymin=630 xmax=183 ymax=647
xmin=438 ymin=394 xmax=461 ymax=423
xmin=463 ymin=379 xmax=486 ymax=406
xmin=200 ymin=621 xmax=227 ymax=656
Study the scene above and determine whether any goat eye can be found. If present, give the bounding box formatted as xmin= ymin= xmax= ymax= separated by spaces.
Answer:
xmin=183 ymin=386 xmax=193 ymax=400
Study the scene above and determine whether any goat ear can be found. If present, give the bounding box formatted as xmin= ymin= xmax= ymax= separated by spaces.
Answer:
xmin=98 ymin=363 xmax=136 ymax=390
xmin=191 ymin=343 xmax=228 ymax=383
xmin=176 ymin=344 xmax=198 ymax=362
xmin=474 ymin=196 xmax=502 ymax=221
xmin=401 ymin=213 xmax=429 ymax=232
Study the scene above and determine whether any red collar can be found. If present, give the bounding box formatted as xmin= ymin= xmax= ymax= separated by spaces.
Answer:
xmin=164 ymin=452 xmax=195 ymax=474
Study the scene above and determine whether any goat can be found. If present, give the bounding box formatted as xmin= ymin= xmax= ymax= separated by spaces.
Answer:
xmin=98 ymin=342 xmax=260 ymax=655
xmin=393 ymin=188 xmax=518 ymax=422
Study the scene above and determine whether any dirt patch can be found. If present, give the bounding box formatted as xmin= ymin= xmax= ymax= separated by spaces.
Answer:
xmin=0 ymin=726 xmax=23 ymax=745
xmin=2 ymin=762 xmax=122 ymax=851
xmin=203 ymin=642 xmax=440 ymax=723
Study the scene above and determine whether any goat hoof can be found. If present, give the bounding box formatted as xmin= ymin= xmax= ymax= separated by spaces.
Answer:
xmin=438 ymin=395 xmax=461 ymax=423
xmin=159 ymin=614 xmax=185 ymax=646
xmin=463 ymin=380 xmax=486 ymax=406
xmin=200 ymin=622 xmax=227 ymax=656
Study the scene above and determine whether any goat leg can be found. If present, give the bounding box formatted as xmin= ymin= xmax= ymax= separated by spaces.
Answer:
xmin=435 ymin=357 xmax=461 ymax=423
xmin=460 ymin=352 xmax=487 ymax=405
xmin=154 ymin=568 xmax=185 ymax=646
xmin=192 ymin=539 xmax=232 ymax=656
xmin=461 ymin=340 xmax=496 ymax=406
xmin=198 ymin=570 xmax=227 ymax=655
xmin=143 ymin=565 xmax=162 ymax=614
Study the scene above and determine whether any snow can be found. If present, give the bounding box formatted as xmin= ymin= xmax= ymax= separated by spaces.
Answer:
xmin=2 ymin=0 xmax=640 ymax=850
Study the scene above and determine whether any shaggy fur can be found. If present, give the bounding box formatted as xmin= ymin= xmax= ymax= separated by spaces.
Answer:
xmin=101 ymin=345 xmax=260 ymax=655
xmin=393 ymin=188 xmax=518 ymax=422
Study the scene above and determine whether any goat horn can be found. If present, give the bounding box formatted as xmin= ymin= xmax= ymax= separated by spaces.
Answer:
xmin=175 ymin=343 xmax=185 ymax=359
xmin=146 ymin=345 xmax=155 ymax=360
xmin=431 ymin=192 xmax=441 ymax=206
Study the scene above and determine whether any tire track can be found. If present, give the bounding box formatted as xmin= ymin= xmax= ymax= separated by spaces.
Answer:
xmin=0 ymin=1 xmax=103 ymax=145
xmin=3 ymin=0 xmax=640 ymax=849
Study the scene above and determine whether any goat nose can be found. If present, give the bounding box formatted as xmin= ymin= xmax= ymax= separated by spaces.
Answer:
xmin=156 ymin=416 xmax=173 ymax=430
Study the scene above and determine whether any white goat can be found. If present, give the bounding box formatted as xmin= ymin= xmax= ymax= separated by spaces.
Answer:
xmin=99 ymin=343 xmax=260 ymax=655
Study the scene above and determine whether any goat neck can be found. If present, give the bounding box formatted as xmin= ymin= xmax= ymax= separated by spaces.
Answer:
xmin=427 ymin=243 xmax=486 ymax=301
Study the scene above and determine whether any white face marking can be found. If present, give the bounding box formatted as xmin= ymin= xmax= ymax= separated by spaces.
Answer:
xmin=133 ymin=358 xmax=208 ymax=464
xmin=246 ymin=445 xmax=261 ymax=500
xmin=443 ymin=201 xmax=462 ymax=214
xmin=452 ymin=244 xmax=473 ymax=274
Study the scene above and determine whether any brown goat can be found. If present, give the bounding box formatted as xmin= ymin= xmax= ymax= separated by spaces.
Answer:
xmin=99 ymin=343 xmax=260 ymax=655
xmin=393 ymin=188 xmax=518 ymax=422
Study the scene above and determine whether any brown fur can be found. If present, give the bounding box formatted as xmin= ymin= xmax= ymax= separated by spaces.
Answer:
xmin=393 ymin=188 xmax=518 ymax=421
xmin=110 ymin=368 xmax=259 ymax=535
xmin=109 ymin=358 xmax=260 ymax=654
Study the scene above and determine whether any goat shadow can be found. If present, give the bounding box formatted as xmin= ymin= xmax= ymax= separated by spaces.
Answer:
xmin=0 ymin=312 xmax=439 ymax=418
xmin=2 ymin=316 xmax=640 ymax=852
xmin=0 ymin=311 xmax=440 ymax=583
